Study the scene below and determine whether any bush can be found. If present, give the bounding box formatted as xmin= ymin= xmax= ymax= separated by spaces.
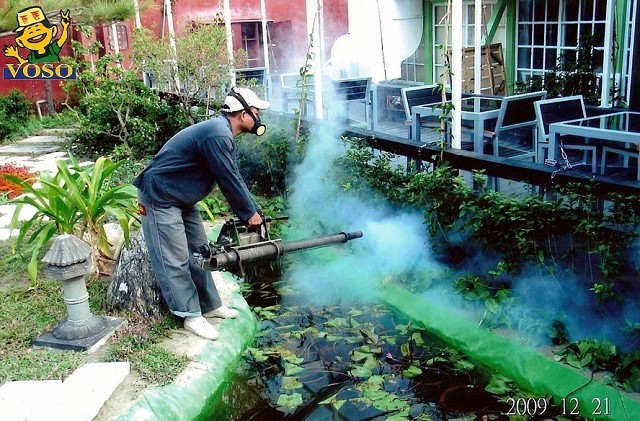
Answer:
xmin=235 ymin=114 xmax=307 ymax=197
xmin=0 ymin=163 xmax=35 ymax=199
xmin=0 ymin=90 xmax=32 ymax=141
xmin=73 ymin=74 xmax=188 ymax=159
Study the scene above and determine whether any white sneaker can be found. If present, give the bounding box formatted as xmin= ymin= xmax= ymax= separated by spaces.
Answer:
xmin=203 ymin=305 xmax=239 ymax=319
xmin=184 ymin=316 xmax=219 ymax=340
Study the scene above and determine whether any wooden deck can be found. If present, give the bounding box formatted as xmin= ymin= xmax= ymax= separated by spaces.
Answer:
xmin=338 ymin=117 xmax=640 ymax=197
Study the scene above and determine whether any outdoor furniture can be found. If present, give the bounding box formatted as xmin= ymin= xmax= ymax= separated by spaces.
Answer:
xmin=370 ymin=80 xmax=423 ymax=132
xmin=236 ymin=67 xmax=267 ymax=87
xmin=280 ymin=72 xmax=315 ymax=114
xmin=401 ymin=84 xmax=444 ymax=138
xmin=549 ymin=111 xmax=640 ymax=181
xmin=324 ymin=77 xmax=372 ymax=128
xmin=486 ymin=91 xmax=547 ymax=159
xmin=601 ymin=144 xmax=640 ymax=179
xmin=534 ymin=95 xmax=598 ymax=173
xmin=410 ymin=95 xmax=502 ymax=152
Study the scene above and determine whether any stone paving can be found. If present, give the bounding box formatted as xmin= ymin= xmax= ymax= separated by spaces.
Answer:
xmin=0 ymin=132 xmax=70 ymax=240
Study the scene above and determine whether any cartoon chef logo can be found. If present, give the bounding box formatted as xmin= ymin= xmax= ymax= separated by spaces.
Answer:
xmin=2 ymin=7 xmax=75 ymax=80
xmin=3 ymin=7 xmax=70 ymax=64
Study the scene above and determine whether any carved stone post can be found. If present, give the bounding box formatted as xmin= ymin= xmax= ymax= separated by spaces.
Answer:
xmin=33 ymin=234 xmax=125 ymax=352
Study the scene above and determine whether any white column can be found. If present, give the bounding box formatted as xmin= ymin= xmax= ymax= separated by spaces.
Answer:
xmin=474 ymin=0 xmax=482 ymax=95
xmin=110 ymin=22 xmax=121 ymax=68
xmin=133 ymin=0 xmax=142 ymax=28
xmin=600 ymin=0 xmax=615 ymax=107
xmin=260 ymin=0 xmax=271 ymax=98
xmin=223 ymin=0 xmax=236 ymax=86
xmin=307 ymin=0 xmax=323 ymax=119
xmin=451 ymin=0 xmax=463 ymax=148
xmin=164 ymin=0 xmax=180 ymax=90
xmin=164 ymin=0 xmax=177 ymax=56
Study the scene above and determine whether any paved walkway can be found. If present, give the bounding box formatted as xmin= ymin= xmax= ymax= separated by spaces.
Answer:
xmin=0 ymin=130 xmax=71 ymax=240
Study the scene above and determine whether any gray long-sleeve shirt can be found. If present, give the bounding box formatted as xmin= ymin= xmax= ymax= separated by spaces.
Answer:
xmin=133 ymin=115 xmax=259 ymax=220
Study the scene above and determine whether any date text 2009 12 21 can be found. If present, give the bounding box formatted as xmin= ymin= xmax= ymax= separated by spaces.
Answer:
xmin=506 ymin=397 xmax=611 ymax=417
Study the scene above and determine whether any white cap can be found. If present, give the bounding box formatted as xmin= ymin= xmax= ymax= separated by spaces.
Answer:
xmin=223 ymin=88 xmax=270 ymax=112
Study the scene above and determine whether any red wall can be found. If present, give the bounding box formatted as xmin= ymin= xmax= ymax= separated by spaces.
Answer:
xmin=0 ymin=0 xmax=348 ymax=110
xmin=138 ymin=0 xmax=347 ymax=73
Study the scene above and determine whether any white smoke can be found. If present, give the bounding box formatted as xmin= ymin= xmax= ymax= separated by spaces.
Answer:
xmin=282 ymin=122 xmax=640 ymax=351
xmin=284 ymin=123 xmax=441 ymax=304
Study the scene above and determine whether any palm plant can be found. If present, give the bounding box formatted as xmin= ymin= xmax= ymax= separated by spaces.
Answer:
xmin=5 ymin=155 xmax=138 ymax=283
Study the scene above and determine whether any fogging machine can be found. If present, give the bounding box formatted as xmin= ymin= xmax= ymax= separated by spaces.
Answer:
xmin=192 ymin=216 xmax=363 ymax=275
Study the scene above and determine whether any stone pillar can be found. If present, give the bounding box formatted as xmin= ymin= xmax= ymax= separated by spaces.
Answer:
xmin=33 ymin=234 xmax=125 ymax=352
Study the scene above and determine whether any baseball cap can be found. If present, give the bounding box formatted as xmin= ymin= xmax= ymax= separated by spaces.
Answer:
xmin=223 ymin=88 xmax=270 ymax=112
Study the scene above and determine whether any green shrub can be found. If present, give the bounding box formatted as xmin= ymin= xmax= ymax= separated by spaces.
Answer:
xmin=6 ymin=156 xmax=139 ymax=283
xmin=0 ymin=89 xmax=32 ymax=141
xmin=340 ymin=137 xmax=640 ymax=284
xmin=73 ymin=73 xmax=187 ymax=159
xmin=235 ymin=114 xmax=307 ymax=197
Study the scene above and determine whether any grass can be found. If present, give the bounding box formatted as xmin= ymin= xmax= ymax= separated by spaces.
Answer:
xmin=2 ymin=110 xmax=78 ymax=145
xmin=0 ymin=237 xmax=189 ymax=387
xmin=0 ymin=113 xmax=189 ymax=388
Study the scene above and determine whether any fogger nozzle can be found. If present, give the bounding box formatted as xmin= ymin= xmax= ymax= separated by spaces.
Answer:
xmin=193 ymin=231 xmax=363 ymax=273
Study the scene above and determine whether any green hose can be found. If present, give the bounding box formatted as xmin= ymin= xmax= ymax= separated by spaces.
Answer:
xmin=380 ymin=284 xmax=640 ymax=421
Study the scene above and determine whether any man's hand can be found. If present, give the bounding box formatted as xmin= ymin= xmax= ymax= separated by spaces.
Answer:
xmin=247 ymin=212 xmax=263 ymax=227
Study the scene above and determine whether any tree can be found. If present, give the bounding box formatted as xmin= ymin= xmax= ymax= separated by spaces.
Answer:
xmin=131 ymin=23 xmax=248 ymax=123
xmin=0 ymin=1 xmax=137 ymax=32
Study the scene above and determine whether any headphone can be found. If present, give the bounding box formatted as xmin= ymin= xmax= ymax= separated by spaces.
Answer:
xmin=227 ymin=88 xmax=267 ymax=136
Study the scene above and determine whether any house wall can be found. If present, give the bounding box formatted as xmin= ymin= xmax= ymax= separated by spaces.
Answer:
xmin=136 ymin=0 xmax=347 ymax=73
xmin=0 ymin=1 xmax=348 ymax=111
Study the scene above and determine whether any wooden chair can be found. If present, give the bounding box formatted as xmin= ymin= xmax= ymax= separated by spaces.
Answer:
xmin=488 ymin=91 xmax=547 ymax=159
xmin=533 ymin=95 xmax=597 ymax=173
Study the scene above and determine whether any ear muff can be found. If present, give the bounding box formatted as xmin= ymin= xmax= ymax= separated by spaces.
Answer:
xmin=228 ymin=89 xmax=267 ymax=136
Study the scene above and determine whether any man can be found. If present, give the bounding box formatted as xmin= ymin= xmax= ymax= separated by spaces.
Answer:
xmin=133 ymin=88 xmax=270 ymax=340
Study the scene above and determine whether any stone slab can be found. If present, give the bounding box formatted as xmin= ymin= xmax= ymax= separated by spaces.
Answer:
xmin=0 ymin=380 xmax=64 ymax=421
xmin=0 ymin=144 xmax=60 ymax=155
xmin=62 ymin=362 xmax=131 ymax=421
xmin=0 ymin=362 xmax=130 ymax=421
xmin=17 ymin=135 xmax=68 ymax=145
xmin=0 ymin=228 xmax=12 ymax=241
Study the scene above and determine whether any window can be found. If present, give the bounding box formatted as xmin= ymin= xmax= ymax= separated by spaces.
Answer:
xmin=401 ymin=39 xmax=425 ymax=83
xmin=231 ymin=21 xmax=264 ymax=68
xmin=429 ymin=1 xmax=507 ymax=86
xmin=516 ymin=0 xmax=606 ymax=86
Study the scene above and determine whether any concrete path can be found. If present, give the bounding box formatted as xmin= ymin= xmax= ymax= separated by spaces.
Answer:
xmin=0 ymin=130 xmax=71 ymax=240
xmin=0 ymin=362 xmax=131 ymax=421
